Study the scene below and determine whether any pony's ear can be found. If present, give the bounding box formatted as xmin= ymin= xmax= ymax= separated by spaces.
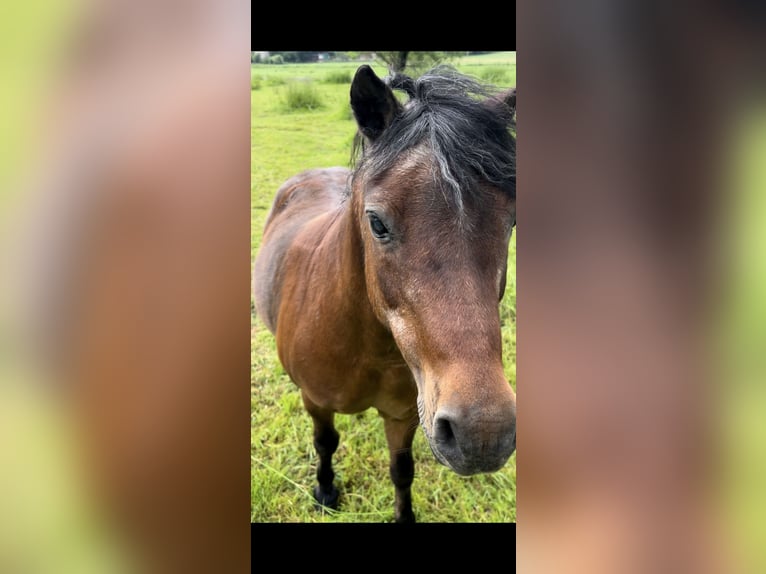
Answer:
xmin=350 ymin=65 xmax=401 ymax=141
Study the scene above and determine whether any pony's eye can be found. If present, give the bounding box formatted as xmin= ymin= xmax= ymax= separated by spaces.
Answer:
xmin=368 ymin=214 xmax=390 ymax=240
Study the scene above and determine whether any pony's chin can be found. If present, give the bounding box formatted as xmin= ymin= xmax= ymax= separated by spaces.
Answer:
xmin=433 ymin=453 xmax=506 ymax=476
xmin=431 ymin=452 xmax=480 ymax=476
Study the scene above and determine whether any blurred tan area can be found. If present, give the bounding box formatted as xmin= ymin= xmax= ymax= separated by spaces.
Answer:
xmin=0 ymin=0 xmax=250 ymax=572
xmin=518 ymin=1 xmax=766 ymax=573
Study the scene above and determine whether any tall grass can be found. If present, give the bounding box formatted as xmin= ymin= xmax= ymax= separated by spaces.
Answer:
xmin=323 ymin=70 xmax=352 ymax=85
xmin=266 ymin=76 xmax=286 ymax=87
xmin=478 ymin=66 xmax=511 ymax=86
xmin=280 ymin=81 xmax=324 ymax=112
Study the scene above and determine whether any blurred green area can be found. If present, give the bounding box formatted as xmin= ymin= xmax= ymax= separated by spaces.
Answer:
xmin=0 ymin=377 xmax=132 ymax=573
xmin=0 ymin=2 xmax=132 ymax=571
xmin=720 ymin=102 xmax=766 ymax=574
xmin=723 ymin=105 xmax=766 ymax=382
xmin=0 ymin=1 xmax=77 ymax=204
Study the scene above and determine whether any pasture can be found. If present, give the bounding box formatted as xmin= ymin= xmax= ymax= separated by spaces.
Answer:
xmin=251 ymin=52 xmax=517 ymax=522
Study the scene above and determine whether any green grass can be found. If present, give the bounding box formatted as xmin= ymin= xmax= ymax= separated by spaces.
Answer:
xmin=323 ymin=70 xmax=352 ymax=84
xmin=279 ymin=81 xmax=324 ymax=111
xmin=252 ymin=52 xmax=517 ymax=522
xmin=478 ymin=66 xmax=511 ymax=86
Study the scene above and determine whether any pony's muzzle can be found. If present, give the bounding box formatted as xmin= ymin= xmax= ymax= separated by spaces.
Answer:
xmin=431 ymin=405 xmax=516 ymax=476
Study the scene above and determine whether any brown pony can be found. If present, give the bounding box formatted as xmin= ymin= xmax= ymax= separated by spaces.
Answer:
xmin=253 ymin=65 xmax=516 ymax=523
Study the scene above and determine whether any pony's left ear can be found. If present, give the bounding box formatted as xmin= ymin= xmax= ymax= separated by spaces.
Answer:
xmin=350 ymin=65 xmax=401 ymax=141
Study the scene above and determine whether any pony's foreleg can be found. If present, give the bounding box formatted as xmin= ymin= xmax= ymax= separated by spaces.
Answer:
xmin=302 ymin=392 xmax=340 ymax=510
xmin=381 ymin=413 xmax=418 ymax=523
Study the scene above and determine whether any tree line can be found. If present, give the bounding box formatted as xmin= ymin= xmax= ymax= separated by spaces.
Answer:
xmin=251 ymin=52 xmax=498 ymax=73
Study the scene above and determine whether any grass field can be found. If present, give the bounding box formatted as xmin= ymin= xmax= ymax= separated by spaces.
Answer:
xmin=251 ymin=52 xmax=517 ymax=522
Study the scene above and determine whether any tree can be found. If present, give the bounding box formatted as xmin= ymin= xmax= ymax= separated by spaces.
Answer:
xmin=373 ymin=51 xmax=463 ymax=75
xmin=271 ymin=51 xmax=320 ymax=63
xmin=374 ymin=51 xmax=409 ymax=74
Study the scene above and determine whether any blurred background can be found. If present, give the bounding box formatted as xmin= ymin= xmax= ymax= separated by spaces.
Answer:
xmin=517 ymin=1 xmax=766 ymax=572
xmin=0 ymin=0 xmax=250 ymax=572
xmin=719 ymin=95 xmax=766 ymax=574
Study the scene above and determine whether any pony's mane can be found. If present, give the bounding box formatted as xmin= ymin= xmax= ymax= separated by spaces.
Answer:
xmin=351 ymin=65 xmax=516 ymax=209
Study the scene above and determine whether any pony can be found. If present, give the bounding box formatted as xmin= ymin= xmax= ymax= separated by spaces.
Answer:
xmin=254 ymin=65 xmax=516 ymax=522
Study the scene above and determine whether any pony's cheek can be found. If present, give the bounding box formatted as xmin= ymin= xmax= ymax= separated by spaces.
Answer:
xmin=364 ymin=258 xmax=402 ymax=312
xmin=386 ymin=311 xmax=422 ymax=370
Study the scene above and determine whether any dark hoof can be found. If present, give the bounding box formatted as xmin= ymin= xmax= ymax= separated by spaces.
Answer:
xmin=313 ymin=484 xmax=339 ymax=510
xmin=395 ymin=510 xmax=416 ymax=524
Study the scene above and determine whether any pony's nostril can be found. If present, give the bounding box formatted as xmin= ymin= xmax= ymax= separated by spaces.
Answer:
xmin=433 ymin=413 xmax=457 ymax=448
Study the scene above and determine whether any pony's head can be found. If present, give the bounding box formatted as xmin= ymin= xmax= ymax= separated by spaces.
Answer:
xmin=350 ymin=65 xmax=516 ymax=475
